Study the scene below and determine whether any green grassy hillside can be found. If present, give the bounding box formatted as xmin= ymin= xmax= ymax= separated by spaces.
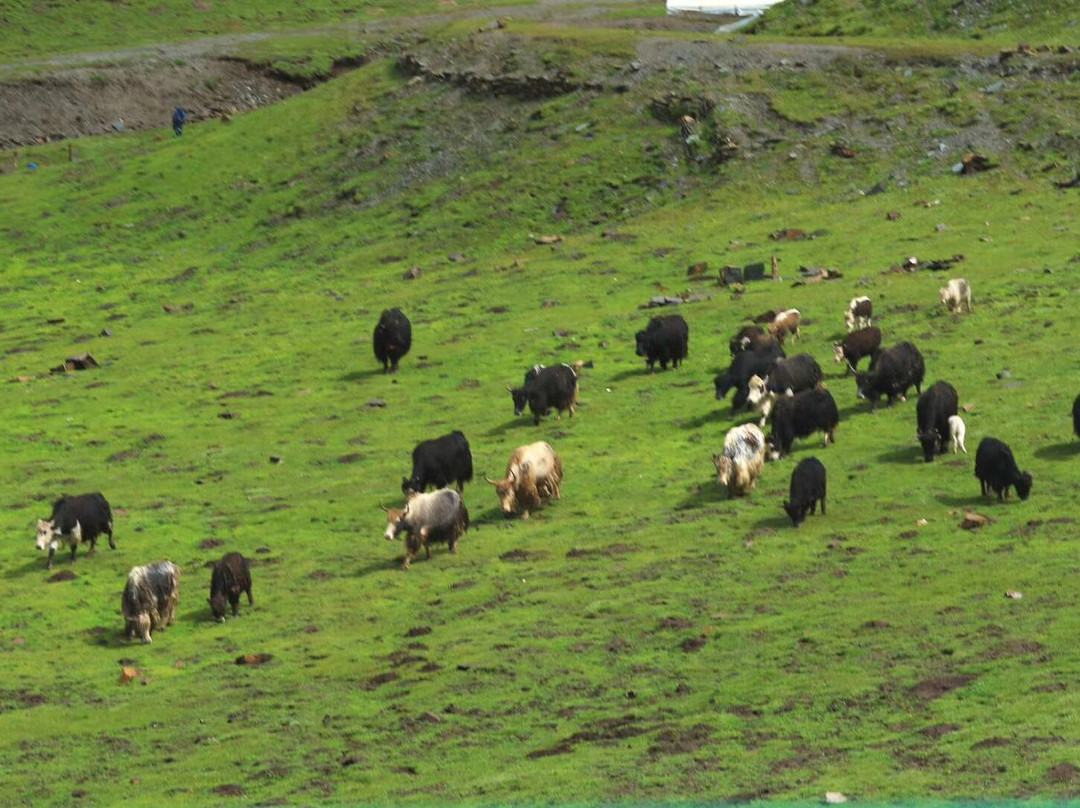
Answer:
xmin=3 ymin=12 xmax=1080 ymax=807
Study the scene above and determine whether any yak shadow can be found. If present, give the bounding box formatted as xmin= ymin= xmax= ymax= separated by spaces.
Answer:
xmin=608 ymin=367 xmax=651 ymax=382
xmin=675 ymin=481 xmax=727 ymax=510
xmin=340 ymin=368 xmax=390 ymax=383
xmin=1034 ymin=441 xmax=1080 ymax=461
xmin=749 ymin=513 xmax=796 ymax=532
xmin=876 ymin=445 xmax=923 ymax=465
xmin=4 ymin=557 xmax=52 ymax=579
xmin=354 ymin=556 xmax=410 ymax=578
xmin=679 ymin=407 xmax=750 ymax=431
xmin=485 ymin=417 xmax=534 ymax=437
xmin=933 ymin=492 xmax=1004 ymax=509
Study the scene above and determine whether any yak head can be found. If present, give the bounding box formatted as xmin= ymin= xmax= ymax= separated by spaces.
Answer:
xmin=832 ymin=342 xmax=847 ymax=365
xmin=381 ymin=505 xmax=407 ymax=541
xmin=1015 ymin=472 xmax=1034 ymax=501
xmin=634 ymin=330 xmax=649 ymax=358
xmin=401 ymin=476 xmax=426 ymax=497
xmin=713 ymin=454 xmax=732 ymax=487
xmin=714 ymin=373 xmax=733 ymax=401
xmin=209 ymin=593 xmax=229 ymax=623
xmin=486 ymin=467 xmax=519 ymax=516
xmin=783 ymin=500 xmax=809 ymax=527
xmin=745 ymin=375 xmax=768 ymax=407
xmin=916 ymin=431 xmax=938 ymax=463
xmin=854 ymin=372 xmax=872 ymax=400
xmin=508 ymin=386 xmax=529 ymax=416
xmin=35 ymin=519 xmax=59 ymax=551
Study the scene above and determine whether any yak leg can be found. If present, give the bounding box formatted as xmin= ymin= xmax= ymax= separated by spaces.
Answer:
xmin=46 ymin=546 xmax=56 ymax=570
xmin=820 ymin=495 xmax=826 ymax=515
xmin=420 ymin=527 xmax=431 ymax=560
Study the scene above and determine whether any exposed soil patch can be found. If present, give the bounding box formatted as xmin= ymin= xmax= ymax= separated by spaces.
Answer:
xmin=648 ymin=723 xmax=712 ymax=756
xmin=210 ymin=784 xmax=245 ymax=797
xmin=0 ymin=57 xmax=301 ymax=148
xmin=922 ymin=723 xmax=961 ymax=739
xmin=528 ymin=714 xmax=656 ymax=759
xmin=198 ymin=538 xmax=224 ymax=550
xmin=983 ymin=639 xmax=1045 ymax=660
xmin=971 ymin=736 xmax=1011 ymax=750
xmin=363 ymin=672 xmax=400 ymax=690
xmin=909 ymin=673 xmax=978 ymax=702
xmin=1048 ymin=763 xmax=1080 ymax=783
xmin=656 ymin=617 xmax=693 ymax=630
xmin=499 ymin=548 xmax=543 ymax=562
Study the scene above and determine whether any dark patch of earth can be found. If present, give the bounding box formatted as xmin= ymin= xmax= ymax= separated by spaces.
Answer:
xmin=909 ymin=673 xmax=978 ymax=702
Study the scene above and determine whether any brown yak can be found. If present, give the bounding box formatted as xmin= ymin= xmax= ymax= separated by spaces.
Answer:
xmin=486 ymin=441 xmax=563 ymax=519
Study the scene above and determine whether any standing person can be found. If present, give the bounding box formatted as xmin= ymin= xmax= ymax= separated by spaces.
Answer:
xmin=172 ymin=107 xmax=187 ymax=136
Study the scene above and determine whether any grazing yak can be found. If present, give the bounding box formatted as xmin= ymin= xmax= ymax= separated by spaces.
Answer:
xmin=783 ymin=457 xmax=827 ymax=527
xmin=940 ymin=278 xmax=973 ymax=314
xmin=845 ymin=296 xmax=873 ymax=331
xmin=975 ymin=437 xmax=1032 ymax=502
xmin=383 ymin=489 xmax=469 ymax=570
xmin=855 ymin=341 xmax=925 ymax=409
xmin=916 ymin=381 xmax=960 ymax=462
xmin=209 ymin=552 xmax=254 ymax=622
xmin=949 ymin=415 xmax=968 ymax=454
xmin=833 ymin=326 xmax=882 ymax=374
xmin=767 ymin=388 xmax=839 ymax=459
xmin=635 ymin=314 xmax=688 ymax=371
xmin=768 ymin=308 xmax=801 ymax=343
xmin=35 ymin=492 xmax=115 ymax=570
xmin=745 ymin=353 xmax=823 ymax=425
xmin=713 ymin=424 xmax=767 ymax=498
xmin=714 ymin=341 xmax=786 ymax=411
xmin=509 ymin=363 xmax=580 ymax=425
xmin=486 ymin=441 xmax=563 ymax=519
xmin=402 ymin=430 xmax=473 ymax=496
xmin=122 ymin=561 xmax=180 ymax=644
xmin=373 ymin=307 xmax=412 ymax=373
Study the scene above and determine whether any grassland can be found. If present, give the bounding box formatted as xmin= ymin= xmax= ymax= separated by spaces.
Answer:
xmin=3 ymin=3 xmax=1080 ymax=806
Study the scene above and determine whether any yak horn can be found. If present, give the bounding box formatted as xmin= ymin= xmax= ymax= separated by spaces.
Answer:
xmin=378 ymin=503 xmax=388 ymax=512
xmin=485 ymin=475 xmax=499 ymax=485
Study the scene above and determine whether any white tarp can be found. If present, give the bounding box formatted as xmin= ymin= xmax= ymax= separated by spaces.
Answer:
xmin=666 ymin=0 xmax=783 ymax=14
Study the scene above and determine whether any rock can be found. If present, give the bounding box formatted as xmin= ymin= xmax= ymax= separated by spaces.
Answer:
xmin=960 ymin=511 xmax=991 ymax=530
xmin=119 ymin=666 xmax=138 ymax=684
xmin=1005 ymin=590 xmax=1023 ymax=599
xmin=996 ymin=370 xmax=1012 ymax=379
xmin=403 ymin=266 xmax=422 ymax=280
xmin=533 ymin=234 xmax=563 ymax=245
xmin=365 ymin=398 xmax=387 ymax=408
xmin=825 ymin=793 xmax=848 ymax=805
xmin=235 ymin=653 xmax=273 ymax=666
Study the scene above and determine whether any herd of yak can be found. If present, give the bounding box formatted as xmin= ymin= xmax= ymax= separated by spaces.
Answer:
xmin=32 ymin=277 xmax=1074 ymax=640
